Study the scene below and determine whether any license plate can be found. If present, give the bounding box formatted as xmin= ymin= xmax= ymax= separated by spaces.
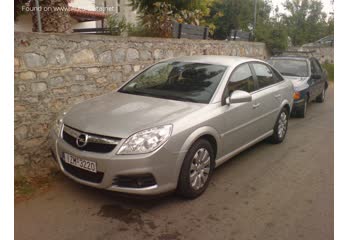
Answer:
xmin=63 ymin=153 xmax=97 ymax=173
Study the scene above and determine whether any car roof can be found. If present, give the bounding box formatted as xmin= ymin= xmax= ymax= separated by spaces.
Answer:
xmin=162 ymin=55 xmax=265 ymax=67
xmin=269 ymin=56 xmax=311 ymax=61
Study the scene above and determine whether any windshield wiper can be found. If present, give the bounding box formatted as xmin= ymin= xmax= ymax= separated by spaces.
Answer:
xmin=161 ymin=95 xmax=198 ymax=103
xmin=121 ymin=89 xmax=155 ymax=97
xmin=280 ymin=72 xmax=300 ymax=77
xmin=121 ymin=90 xmax=199 ymax=103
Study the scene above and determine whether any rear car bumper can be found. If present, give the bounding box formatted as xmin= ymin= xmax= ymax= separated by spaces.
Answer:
xmin=49 ymin=130 xmax=181 ymax=195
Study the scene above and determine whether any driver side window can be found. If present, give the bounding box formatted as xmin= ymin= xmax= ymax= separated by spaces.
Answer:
xmin=228 ymin=64 xmax=255 ymax=94
xmin=311 ymin=59 xmax=322 ymax=74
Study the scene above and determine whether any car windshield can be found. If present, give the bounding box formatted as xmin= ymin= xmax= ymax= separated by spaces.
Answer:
xmin=268 ymin=59 xmax=309 ymax=77
xmin=119 ymin=61 xmax=227 ymax=103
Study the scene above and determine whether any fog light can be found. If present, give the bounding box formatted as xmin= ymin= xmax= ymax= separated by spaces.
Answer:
xmin=293 ymin=92 xmax=301 ymax=100
xmin=113 ymin=174 xmax=157 ymax=188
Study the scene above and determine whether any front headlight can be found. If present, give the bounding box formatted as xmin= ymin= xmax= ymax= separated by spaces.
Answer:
xmin=52 ymin=109 xmax=68 ymax=137
xmin=53 ymin=118 xmax=63 ymax=137
xmin=117 ymin=125 xmax=173 ymax=155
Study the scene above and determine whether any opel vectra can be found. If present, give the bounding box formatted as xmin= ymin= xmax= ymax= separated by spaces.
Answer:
xmin=50 ymin=56 xmax=294 ymax=198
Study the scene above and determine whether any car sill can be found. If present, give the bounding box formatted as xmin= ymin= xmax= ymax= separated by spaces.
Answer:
xmin=215 ymin=130 xmax=274 ymax=168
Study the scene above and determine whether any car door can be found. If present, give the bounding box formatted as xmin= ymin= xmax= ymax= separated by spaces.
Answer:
xmin=309 ymin=58 xmax=323 ymax=99
xmin=221 ymin=63 xmax=259 ymax=155
xmin=249 ymin=62 xmax=282 ymax=137
xmin=314 ymin=58 xmax=327 ymax=91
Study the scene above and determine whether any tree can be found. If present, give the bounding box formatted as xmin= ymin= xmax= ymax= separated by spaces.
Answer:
xmin=207 ymin=0 xmax=271 ymax=40
xmin=15 ymin=0 xmax=28 ymax=21
xmin=282 ymin=0 xmax=328 ymax=46
xmin=129 ymin=0 xmax=212 ymax=15
xmin=15 ymin=0 xmax=72 ymax=33
xmin=141 ymin=2 xmax=205 ymax=37
xmin=32 ymin=0 xmax=72 ymax=33
xmin=254 ymin=3 xmax=289 ymax=52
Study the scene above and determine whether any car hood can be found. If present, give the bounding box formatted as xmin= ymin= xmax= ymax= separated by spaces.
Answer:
xmin=283 ymin=76 xmax=309 ymax=89
xmin=63 ymin=92 xmax=203 ymax=138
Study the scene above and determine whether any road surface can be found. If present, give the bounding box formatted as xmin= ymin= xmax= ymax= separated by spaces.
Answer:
xmin=15 ymin=86 xmax=334 ymax=240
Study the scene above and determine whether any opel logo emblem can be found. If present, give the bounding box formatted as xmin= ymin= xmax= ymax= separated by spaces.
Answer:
xmin=76 ymin=134 xmax=88 ymax=148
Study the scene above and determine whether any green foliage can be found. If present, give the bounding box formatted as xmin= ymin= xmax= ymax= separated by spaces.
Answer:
xmin=129 ymin=0 xmax=333 ymax=51
xmin=282 ymin=0 xmax=330 ymax=46
xmin=175 ymin=9 xmax=204 ymax=26
xmin=129 ymin=0 xmax=212 ymax=15
xmin=106 ymin=14 xmax=133 ymax=36
xmin=322 ymin=62 xmax=334 ymax=81
xmin=142 ymin=2 xmax=205 ymax=38
xmin=206 ymin=0 xmax=271 ymax=40
xmin=142 ymin=2 xmax=175 ymax=38
xmin=255 ymin=22 xmax=289 ymax=52
xmin=106 ymin=14 xmax=119 ymax=35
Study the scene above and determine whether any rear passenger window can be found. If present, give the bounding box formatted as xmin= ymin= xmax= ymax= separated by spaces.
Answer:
xmin=252 ymin=63 xmax=275 ymax=89
xmin=228 ymin=64 xmax=255 ymax=93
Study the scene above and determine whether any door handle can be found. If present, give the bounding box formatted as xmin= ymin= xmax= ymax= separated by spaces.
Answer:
xmin=274 ymin=94 xmax=281 ymax=98
xmin=253 ymin=103 xmax=261 ymax=109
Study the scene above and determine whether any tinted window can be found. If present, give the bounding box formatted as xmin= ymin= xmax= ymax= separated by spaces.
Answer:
xmin=311 ymin=59 xmax=322 ymax=74
xmin=268 ymin=59 xmax=308 ymax=77
xmin=228 ymin=64 xmax=255 ymax=93
xmin=252 ymin=63 xmax=275 ymax=89
xmin=271 ymin=68 xmax=284 ymax=82
xmin=119 ymin=61 xmax=227 ymax=103
xmin=314 ymin=59 xmax=323 ymax=72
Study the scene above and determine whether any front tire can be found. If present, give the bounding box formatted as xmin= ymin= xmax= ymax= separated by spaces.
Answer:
xmin=295 ymin=98 xmax=307 ymax=118
xmin=269 ymin=107 xmax=289 ymax=144
xmin=177 ymin=139 xmax=215 ymax=199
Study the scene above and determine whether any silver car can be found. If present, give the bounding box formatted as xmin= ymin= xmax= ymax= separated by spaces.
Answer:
xmin=50 ymin=56 xmax=294 ymax=198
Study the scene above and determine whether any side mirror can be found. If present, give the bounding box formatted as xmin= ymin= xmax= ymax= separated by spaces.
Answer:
xmin=311 ymin=73 xmax=321 ymax=79
xmin=226 ymin=90 xmax=252 ymax=105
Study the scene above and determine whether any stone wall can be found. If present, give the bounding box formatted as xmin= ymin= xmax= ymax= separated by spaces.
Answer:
xmin=287 ymin=46 xmax=334 ymax=64
xmin=14 ymin=32 xmax=269 ymax=167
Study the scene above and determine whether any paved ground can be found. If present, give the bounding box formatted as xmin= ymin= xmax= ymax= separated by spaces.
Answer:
xmin=15 ymin=86 xmax=334 ymax=240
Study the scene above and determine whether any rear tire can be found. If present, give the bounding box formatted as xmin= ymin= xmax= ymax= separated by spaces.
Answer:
xmin=316 ymin=87 xmax=326 ymax=103
xmin=269 ymin=107 xmax=289 ymax=144
xmin=177 ymin=139 xmax=215 ymax=199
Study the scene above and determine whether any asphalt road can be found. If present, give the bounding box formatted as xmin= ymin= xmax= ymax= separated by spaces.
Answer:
xmin=15 ymin=85 xmax=334 ymax=240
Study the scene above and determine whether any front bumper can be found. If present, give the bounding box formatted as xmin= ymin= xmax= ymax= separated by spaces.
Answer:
xmin=49 ymin=130 xmax=181 ymax=195
xmin=292 ymin=98 xmax=305 ymax=112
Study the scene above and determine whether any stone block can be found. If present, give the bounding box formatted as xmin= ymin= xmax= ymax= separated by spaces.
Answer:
xmin=19 ymin=71 xmax=36 ymax=80
xmin=31 ymin=82 xmax=47 ymax=93
xmin=23 ymin=53 xmax=46 ymax=68
xmin=71 ymin=49 xmax=95 ymax=64
xmin=48 ymin=49 xmax=67 ymax=65
xmin=98 ymin=51 xmax=113 ymax=64
xmin=126 ymin=48 xmax=139 ymax=61
xmin=114 ymin=49 xmax=126 ymax=62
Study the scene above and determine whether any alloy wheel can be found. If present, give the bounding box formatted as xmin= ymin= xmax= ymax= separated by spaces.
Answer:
xmin=277 ymin=112 xmax=288 ymax=139
xmin=189 ymin=148 xmax=211 ymax=190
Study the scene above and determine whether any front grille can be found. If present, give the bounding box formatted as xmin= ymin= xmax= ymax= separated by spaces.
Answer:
xmin=62 ymin=125 xmax=120 ymax=153
xmin=113 ymin=174 xmax=157 ymax=188
xmin=61 ymin=159 xmax=104 ymax=183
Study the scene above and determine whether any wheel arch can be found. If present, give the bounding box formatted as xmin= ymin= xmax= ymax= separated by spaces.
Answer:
xmin=280 ymin=99 xmax=292 ymax=115
xmin=176 ymin=126 xmax=222 ymax=171
xmin=180 ymin=126 xmax=221 ymax=159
